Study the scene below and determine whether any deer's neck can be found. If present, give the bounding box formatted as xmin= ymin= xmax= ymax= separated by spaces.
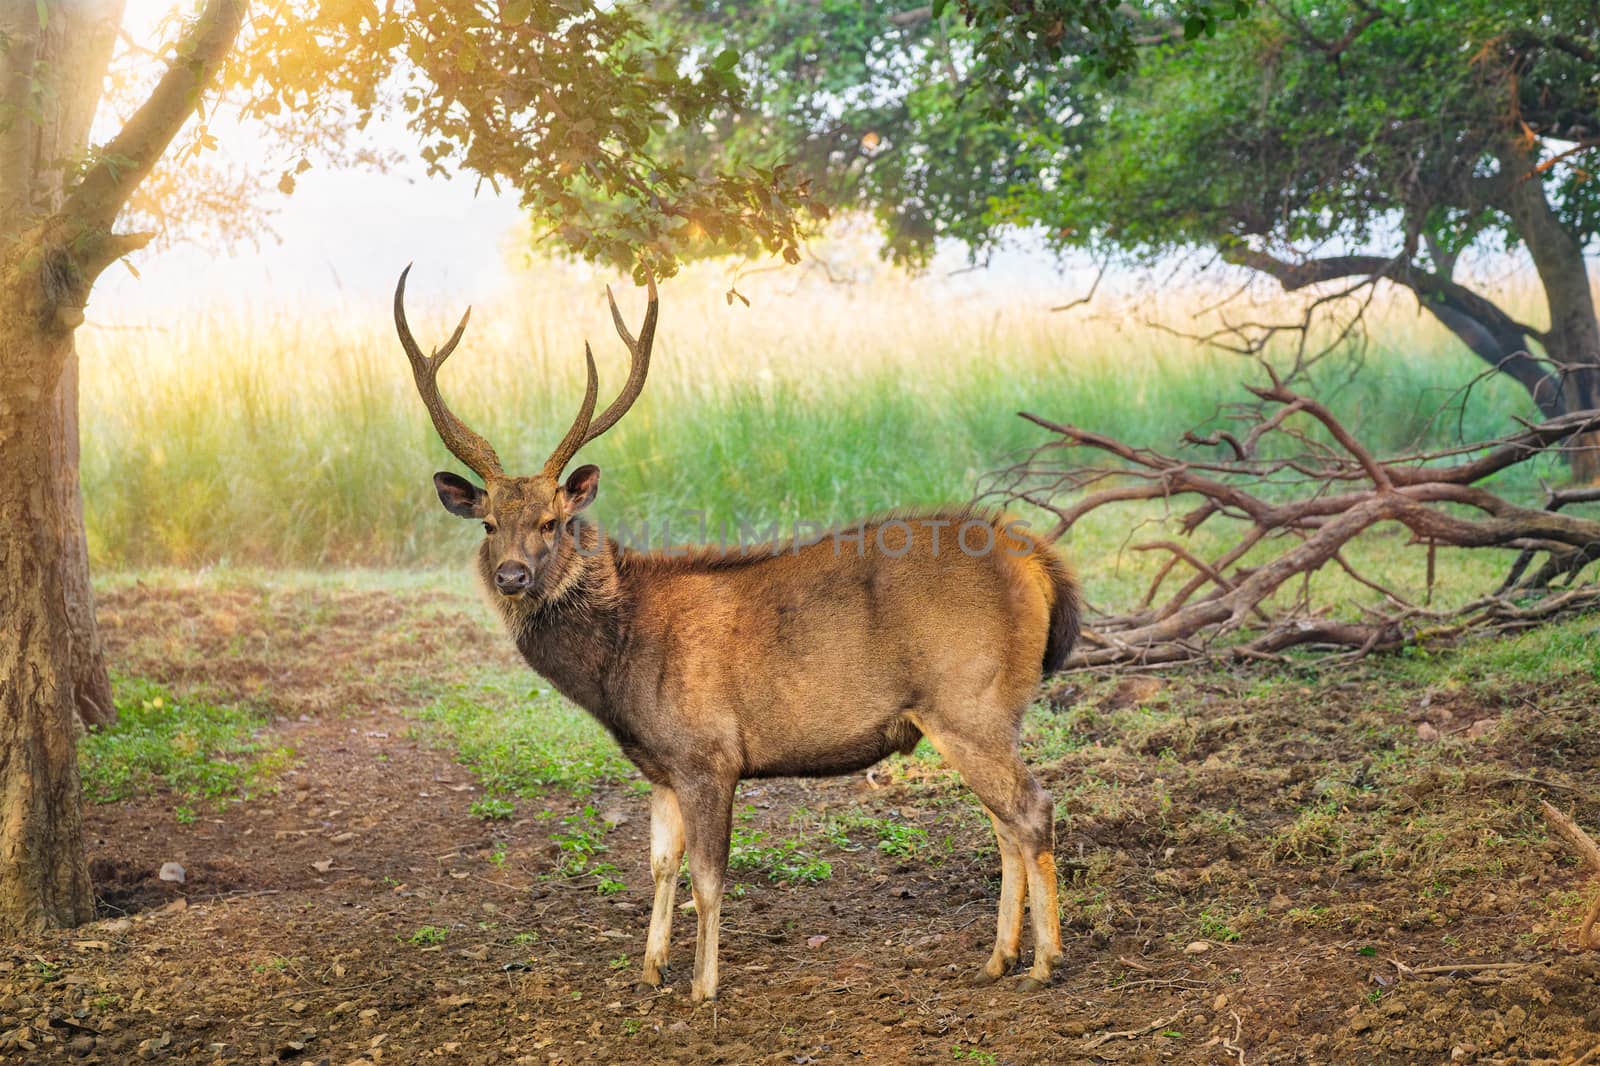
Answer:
xmin=495 ymin=544 xmax=631 ymax=728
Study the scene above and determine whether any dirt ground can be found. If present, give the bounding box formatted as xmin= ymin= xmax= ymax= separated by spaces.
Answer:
xmin=4 ymin=578 xmax=1599 ymax=1065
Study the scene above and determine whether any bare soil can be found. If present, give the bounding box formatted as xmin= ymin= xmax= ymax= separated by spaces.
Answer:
xmin=4 ymin=578 xmax=1599 ymax=1065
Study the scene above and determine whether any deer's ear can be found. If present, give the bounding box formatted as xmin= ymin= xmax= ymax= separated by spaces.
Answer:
xmin=434 ymin=472 xmax=486 ymax=518
xmin=563 ymin=464 xmax=599 ymax=513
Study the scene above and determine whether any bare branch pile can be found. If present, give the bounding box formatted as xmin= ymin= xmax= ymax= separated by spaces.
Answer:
xmin=984 ymin=371 xmax=1600 ymax=667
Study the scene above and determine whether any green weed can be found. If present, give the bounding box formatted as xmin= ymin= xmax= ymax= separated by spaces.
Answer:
xmin=469 ymin=796 xmax=516 ymax=821
xmin=729 ymin=825 xmax=833 ymax=884
xmin=550 ymin=807 xmax=627 ymax=894
xmin=80 ymin=679 xmax=292 ymax=807
xmin=412 ymin=675 xmax=630 ymax=795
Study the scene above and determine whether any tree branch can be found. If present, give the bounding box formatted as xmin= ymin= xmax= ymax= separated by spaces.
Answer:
xmin=1222 ymin=245 xmax=1564 ymax=416
xmin=989 ymin=379 xmax=1600 ymax=669
xmin=59 ymin=0 xmax=247 ymax=234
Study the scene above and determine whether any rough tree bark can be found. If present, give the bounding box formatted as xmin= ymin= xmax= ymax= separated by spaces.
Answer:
xmin=0 ymin=0 xmax=125 ymax=730
xmin=0 ymin=284 xmax=98 ymax=931
xmin=0 ymin=0 xmax=247 ymax=934
xmin=1497 ymin=139 xmax=1600 ymax=483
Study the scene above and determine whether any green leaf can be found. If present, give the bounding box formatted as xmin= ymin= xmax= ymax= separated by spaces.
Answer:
xmin=711 ymin=48 xmax=739 ymax=71
xmin=931 ymin=0 xmax=950 ymax=17
xmin=503 ymin=0 xmax=532 ymax=25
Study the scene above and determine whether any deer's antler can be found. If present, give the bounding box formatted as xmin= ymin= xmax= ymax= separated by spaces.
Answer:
xmin=394 ymin=265 xmax=504 ymax=481
xmin=543 ymin=271 xmax=658 ymax=478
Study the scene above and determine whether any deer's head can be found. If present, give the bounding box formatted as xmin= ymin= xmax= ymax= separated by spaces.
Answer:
xmin=394 ymin=266 xmax=656 ymax=602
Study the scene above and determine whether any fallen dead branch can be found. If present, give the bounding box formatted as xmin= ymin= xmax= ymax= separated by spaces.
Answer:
xmin=1539 ymin=800 xmax=1600 ymax=949
xmin=1080 ymin=1010 xmax=1184 ymax=1051
xmin=981 ymin=367 xmax=1600 ymax=667
xmin=1399 ymin=961 xmax=1529 ymax=976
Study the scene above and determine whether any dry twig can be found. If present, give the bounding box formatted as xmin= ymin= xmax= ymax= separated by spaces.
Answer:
xmin=1539 ymin=800 xmax=1600 ymax=949
xmin=1081 ymin=1010 xmax=1184 ymax=1050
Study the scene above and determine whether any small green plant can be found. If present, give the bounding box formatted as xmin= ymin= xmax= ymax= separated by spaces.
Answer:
xmin=549 ymin=807 xmax=628 ymax=894
xmin=512 ymin=931 xmax=539 ymax=946
xmin=621 ymin=1018 xmax=643 ymax=1037
xmin=729 ymin=826 xmax=832 ymax=884
xmin=80 ymin=680 xmax=292 ymax=808
xmin=1196 ymin=910 xmax=1242 ymax=943
xmin=950 ymin=1046 xmax=998 ymax=1065
xmin=875 ymin=822 xmax=929 ymax=860
xmin=488 ymin=842 xmax=508 ymax=867
xmin=470 ymin=796 xmax=516 ymax=821
xmin=609 ymin=954 xmax=629 ymax=971
xmin=403 ymin=926 xmax=448 ymax=946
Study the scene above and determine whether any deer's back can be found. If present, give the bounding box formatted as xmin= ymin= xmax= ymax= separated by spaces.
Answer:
xmin=615 ymin=511 xmax=1066 ymax=779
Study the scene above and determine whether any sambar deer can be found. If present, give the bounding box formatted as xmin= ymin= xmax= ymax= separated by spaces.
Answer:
xmin=394 ymin=266 xmax=1080 ymax=1002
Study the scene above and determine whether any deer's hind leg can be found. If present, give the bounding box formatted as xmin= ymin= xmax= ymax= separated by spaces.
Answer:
xmin=974 ymin=807 xmax=1027 ymax=984
xmin=638 ymin=785 xmax=686 ymax=993
xmin=917 ymin=718 xmax=1064 ymax=989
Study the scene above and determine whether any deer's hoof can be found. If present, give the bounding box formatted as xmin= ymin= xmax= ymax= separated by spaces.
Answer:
xmin=1017 ymin=976 xmax=1049 ymax=993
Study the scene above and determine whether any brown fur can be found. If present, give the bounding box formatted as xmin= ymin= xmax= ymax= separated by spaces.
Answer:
xmin=401 ymin=273 xmax=1077 ymax=1001
xmin=459 ymin=475 xmax=1079 ymax=1001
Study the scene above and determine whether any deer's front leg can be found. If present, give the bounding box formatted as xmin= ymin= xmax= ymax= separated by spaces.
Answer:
xmin=680 ymin=777 xmax=735 ymax=1004
xmin=638 ymin=785 xmax=685 ymax=994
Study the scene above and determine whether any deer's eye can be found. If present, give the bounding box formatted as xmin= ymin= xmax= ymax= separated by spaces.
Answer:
xmin=482 ymin=521 xmax=496 ymax=536
xmin=541 ymin=518 xmax=558 ymax=536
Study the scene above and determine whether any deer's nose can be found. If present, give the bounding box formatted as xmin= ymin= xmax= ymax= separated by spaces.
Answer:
xmin=494 ymin=561 xmax=532 ymax=595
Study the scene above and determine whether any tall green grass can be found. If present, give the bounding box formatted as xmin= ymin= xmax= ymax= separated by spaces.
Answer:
xmin=80 ymin=259 xmax=1562 ymax=614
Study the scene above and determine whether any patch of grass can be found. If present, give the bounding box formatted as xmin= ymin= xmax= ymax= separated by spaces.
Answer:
xmin=1266 ymin=803 xmax=1349 ymax=865
xmin=80 ymin=678 xmax=292 ymax=808
xmin=402 ymin=926 xmax=448 ymax=946
xmin=411 ymin=672 xmax=632 ymax=795
xmin=549 ymin=807 xmax=626 ymax=894
xmin=1196 ymin=909 xmax=1244 ymax=943
xmin=469 ymin=796 xmax=516 ymax=821
xmin=808 ymin=810 xmax=933 ymax=860
xmin=1386 ymin=615 xmax=1600 ymax=688
xmin=729 ymin=824 xmax=833 ymax=884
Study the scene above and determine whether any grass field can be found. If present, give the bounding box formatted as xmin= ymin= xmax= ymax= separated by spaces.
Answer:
xmin=80 ymin=258 xmax=1562 ymax=612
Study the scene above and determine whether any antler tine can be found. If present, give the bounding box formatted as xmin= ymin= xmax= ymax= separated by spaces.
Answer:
xmin=394 ymin=265 xmax=504 ymax=480
xmin=541 ymin=343 xmax=601 ymax=480
xmin=576 ymin=271 xmax=658 ymax=451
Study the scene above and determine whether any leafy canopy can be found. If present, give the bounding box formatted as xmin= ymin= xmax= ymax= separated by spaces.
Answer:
xmin=654 ymin=0 xmax=1598 ymax=272
xmin=111 ymin=0 xmax=1247 ymax=276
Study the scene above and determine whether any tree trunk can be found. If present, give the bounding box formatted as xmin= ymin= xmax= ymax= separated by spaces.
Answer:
xmin=0 ymin=295 xmax=96 ymax=935
xmin=1498 ymin=140 xmax=1600 ymax=483
xmin=56 ymin=350 xmax=116 ymax=729
xmin=2 ymin=0 xmax=127 ymax=730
